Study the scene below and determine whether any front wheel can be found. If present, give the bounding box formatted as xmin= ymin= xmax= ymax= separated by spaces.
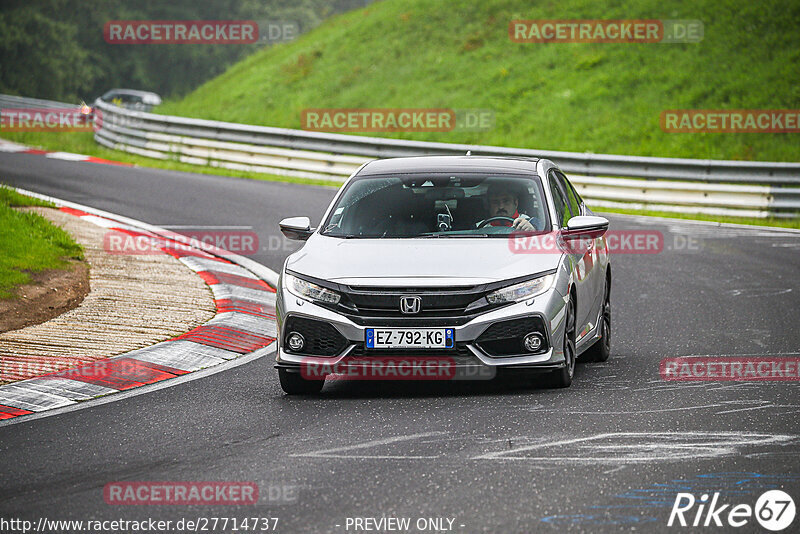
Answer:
xmin=583 ymin=280 xmax=611 ymax=363
xmin=279 ymin=368 xmax=325 ymax=394
xmin=544 ymin=299 xmax=576 ymax=388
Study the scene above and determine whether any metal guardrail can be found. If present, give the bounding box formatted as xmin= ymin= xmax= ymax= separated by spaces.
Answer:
xmin=91 ymin=100 xmax=800 ymax=218
xmin=3 ymin=95 xmax=798 ymax=218
xmin=0 ymin=94 xmax=79 ymax=110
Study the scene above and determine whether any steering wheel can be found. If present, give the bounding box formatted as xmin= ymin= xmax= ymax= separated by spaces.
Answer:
xmin=477 ymin=216 xmax=515 ymax=228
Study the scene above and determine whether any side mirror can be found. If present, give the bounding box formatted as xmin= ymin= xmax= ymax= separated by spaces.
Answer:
xmin=561 ymin=215 xmax=609 ymax=239
xmin=279 ymin=216 xmax=315 ymax=241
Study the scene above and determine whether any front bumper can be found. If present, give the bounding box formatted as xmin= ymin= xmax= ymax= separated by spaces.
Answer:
xmin=275 ymin=285 xmax=569 ymax=376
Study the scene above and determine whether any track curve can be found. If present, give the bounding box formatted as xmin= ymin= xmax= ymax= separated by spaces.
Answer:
xmin=1 ymin=151 xmax=799 ymax=533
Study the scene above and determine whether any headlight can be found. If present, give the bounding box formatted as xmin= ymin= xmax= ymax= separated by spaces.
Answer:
xmin=284 ymin=273 xmax=341 ymax=304
xmin=486 ymin=274 xmax=555 ymax=304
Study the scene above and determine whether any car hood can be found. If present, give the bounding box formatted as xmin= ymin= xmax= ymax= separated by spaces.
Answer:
xmin=285 ymin=234 xmax=561 ymax=287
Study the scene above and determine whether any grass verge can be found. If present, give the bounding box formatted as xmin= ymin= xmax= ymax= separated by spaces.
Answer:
xmin=162 ymin=0 xmax=800 ymax=162
xmin=0 ymin=185 xmax=84 ymax=299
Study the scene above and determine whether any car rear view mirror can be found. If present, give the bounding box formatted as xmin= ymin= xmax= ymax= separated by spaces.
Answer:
xmin=561 ymin=215 xmax=609 ymax=239
xmin=279 ymin=216 xmax=315 ymax=241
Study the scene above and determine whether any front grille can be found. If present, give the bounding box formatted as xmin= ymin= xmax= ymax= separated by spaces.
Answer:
xmin=476 ymin=317 xmax=549 ymax=357
xmin=283 ymin=316 xmax=348 ymax=357
xmin=333 ymin=285 xmax=505 ymax=320
xmin=339 ymin=314 xmax=482 ymax=327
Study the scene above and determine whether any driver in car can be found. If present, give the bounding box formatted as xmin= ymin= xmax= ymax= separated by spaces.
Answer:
xmin=479 ymin=184 xmax=536 ymax=231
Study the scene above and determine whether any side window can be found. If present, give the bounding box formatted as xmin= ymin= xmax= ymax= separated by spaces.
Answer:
xmin=556 ymin=171 xmax=582 ymax=217
xmin=547 ymin=170 xmax=570 ymax=227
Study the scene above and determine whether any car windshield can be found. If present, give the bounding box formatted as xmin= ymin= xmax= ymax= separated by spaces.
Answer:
xmin=321 ymin=173 xmax=550 ymax=238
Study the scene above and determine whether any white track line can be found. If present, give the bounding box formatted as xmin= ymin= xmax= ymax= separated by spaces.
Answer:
xmin=0 ymin=345 xmax=273 ymax=428
xmin=0 ymin=188 xmax=281 ymax=427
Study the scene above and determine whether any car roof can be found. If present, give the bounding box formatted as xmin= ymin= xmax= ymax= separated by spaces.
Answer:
xmin=357 ymin=155 xmax=540 ymax=176
xmin=103 ymin=88 xmax=159 ymax=97
xmin=101 ymin=89 xmax=162 ymax=103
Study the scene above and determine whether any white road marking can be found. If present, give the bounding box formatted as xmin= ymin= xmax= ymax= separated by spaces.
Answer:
xmin=536 ymin=399 xmax=800 ymax=416
xmin=45 ymin=152 xmax=90 ymax=161
xmin=471 ymin=431 xmax=796 ymax=462
xmin=80 ymin=215 xmax=119 ymax=228
xmin=295 ymin=454 xmax=440 ymax=459
xmin=745 ymin=451 xmax=800 ymax=458
xmin=0 ymin=345 xmax=273 ymax=428
xmin=0 ymin=141 xmax=30 ymax=152
xmin=603 ymin=465 xmax=627 ymax=474
xmin=290 ymin=431 xmax=797 ymax=464
xmin=631 ymin=382 xmax=711 ymax=392
xmin=291 ymin=432 xmax=446 ymax=459
xmin=0 ymin=188 xmax=280 ymax=425
xmin=0 ymin=384 xmax=76 ymax=411
xmin=557 ymin=404 xmax=724 ymax=415
xmin=716 ymin=404 xmax=800 ymax=415
xmin=725 ymin=288 xmax=792 ymax=297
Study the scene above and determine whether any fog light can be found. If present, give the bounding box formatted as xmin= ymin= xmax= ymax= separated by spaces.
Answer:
xmin=287 ymin=332 xmax=305 ymax=352
xmin=523 ymin=333 xmax=543 ymax=352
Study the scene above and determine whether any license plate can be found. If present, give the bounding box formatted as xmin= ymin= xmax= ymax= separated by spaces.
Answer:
xmin=366 ymin=328 xmax=454 ymax=349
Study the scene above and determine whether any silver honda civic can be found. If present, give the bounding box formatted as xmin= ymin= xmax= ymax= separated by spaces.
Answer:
xmin=275 ymin=156 xmax=611 ymax=394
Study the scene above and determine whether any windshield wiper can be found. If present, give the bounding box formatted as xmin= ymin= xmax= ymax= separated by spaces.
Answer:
xmin=419 ymin=233 xmax=489 ymax=238
xmin=330 ymin=233 xmax=490 ymax=239
xmin=443 ymin=234 xmax=489 ymax=237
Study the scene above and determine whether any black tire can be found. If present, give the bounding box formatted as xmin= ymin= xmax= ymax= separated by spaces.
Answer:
xmin=582 ymin=279 xmax=611 ymax=363
xmin=279 ymin=368 xmax=325 ymax=395
xmin=544 ymin=298 xmax=576 ymax=388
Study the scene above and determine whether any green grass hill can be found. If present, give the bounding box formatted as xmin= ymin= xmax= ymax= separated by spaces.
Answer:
xmin=161 ymin=0 xmax=800 ymax=161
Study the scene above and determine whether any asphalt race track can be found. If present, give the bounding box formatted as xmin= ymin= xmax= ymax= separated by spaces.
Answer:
xmin=1 ymin=151 xmax=799 ymax=533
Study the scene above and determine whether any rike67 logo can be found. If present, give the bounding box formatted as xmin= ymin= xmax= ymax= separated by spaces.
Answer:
xmin=669 ymin=490 xmax=795 ymax=531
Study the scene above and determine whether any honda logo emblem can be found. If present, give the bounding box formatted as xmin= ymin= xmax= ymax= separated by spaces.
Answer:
xmin=399 ymin=296 xmax=421 ymax=314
